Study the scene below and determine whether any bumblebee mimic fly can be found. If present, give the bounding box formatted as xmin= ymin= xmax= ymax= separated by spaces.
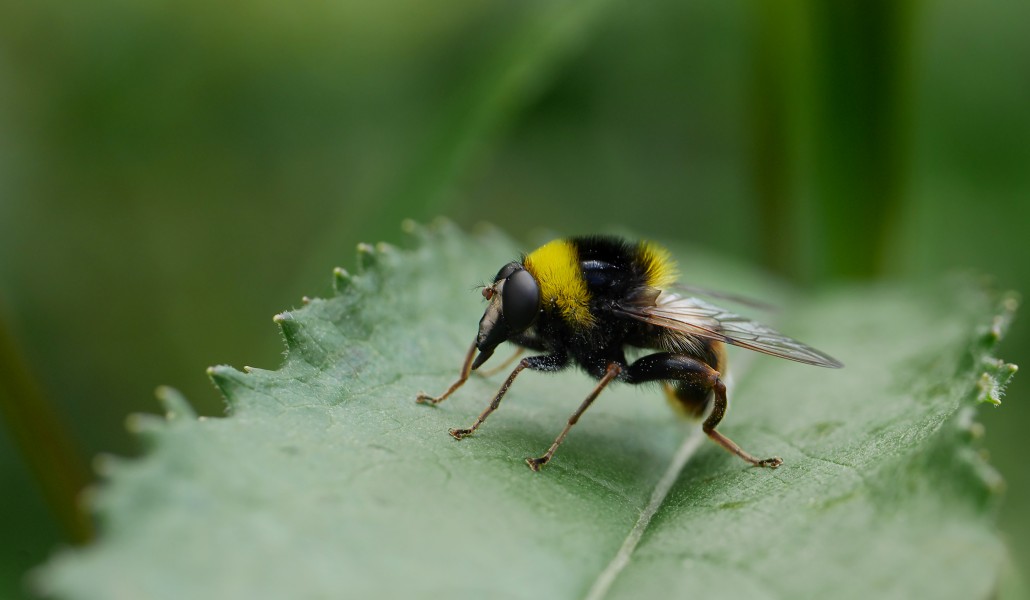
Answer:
xmin=416 ymin=236 xmax=842 ymax=471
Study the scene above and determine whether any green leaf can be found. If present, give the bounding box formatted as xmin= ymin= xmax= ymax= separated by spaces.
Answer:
xmin=37 ymin=221 xmax=1018 ymax=599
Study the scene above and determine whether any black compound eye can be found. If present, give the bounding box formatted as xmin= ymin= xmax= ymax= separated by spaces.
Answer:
xmin=493 ymin=261 xmax=521 ymax=283
xmin=501 ymin=269 xmax=540 ymax=332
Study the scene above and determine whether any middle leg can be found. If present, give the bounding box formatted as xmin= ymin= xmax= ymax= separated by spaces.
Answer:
xmin=449 ymin=352 xmax=568 ymax=440
xmin=526 ymin=362 xmax=623 ymax=472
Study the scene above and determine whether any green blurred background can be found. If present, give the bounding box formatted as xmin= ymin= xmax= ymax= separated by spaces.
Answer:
xmin=1 ymin=0 xmax=1027 ymax=595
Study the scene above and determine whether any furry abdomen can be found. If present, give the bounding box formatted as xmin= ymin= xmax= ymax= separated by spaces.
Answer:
xmin=664 ymin=338 xmax=726 ymax=417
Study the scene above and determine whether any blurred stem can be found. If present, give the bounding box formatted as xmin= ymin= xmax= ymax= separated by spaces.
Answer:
xmin=750 ymin=1 xmax=916 ymax=282
xmin=807 ymin=0 xmax=916 ymax=280
xmin=750 ymin=3 xmax=806 ymax=278
xmin=0 ymin=311 xmax=93 ymax=543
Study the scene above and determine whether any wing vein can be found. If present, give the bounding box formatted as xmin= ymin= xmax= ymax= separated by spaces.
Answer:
xmin=615 ymin=293 xmax=842 ymax=368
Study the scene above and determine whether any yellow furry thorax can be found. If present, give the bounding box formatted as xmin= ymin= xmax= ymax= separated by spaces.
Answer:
xmin=522 ymin=238 xmax=678 ymax=329
xmin=523 ymin=239 xmax=595 ymax=328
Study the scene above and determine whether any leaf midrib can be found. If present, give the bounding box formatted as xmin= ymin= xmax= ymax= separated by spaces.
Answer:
xmin=584 ymin=424 xmax=707 ymax=600
xmin=582 ymin=346 xmax=768 ymax=600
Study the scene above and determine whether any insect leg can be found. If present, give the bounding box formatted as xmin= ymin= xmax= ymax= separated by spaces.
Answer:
xmin=626 ymin=352 xmax=781 ymax=469
xmin=526 ymin=362 xmax=623 ymax=472
xmin=416 ymin=340 xmax=478 ymax=405
xmin=449 ymin=352 xmax=567 ymax=440
xmin=705 ymin=379 xmax=782 ymax=468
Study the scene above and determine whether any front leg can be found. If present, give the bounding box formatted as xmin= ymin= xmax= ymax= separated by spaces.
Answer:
xmin=449 ymin=352 xmax=568 ymax=440
xmin=416 ymin=341 xmax=478 ymax=405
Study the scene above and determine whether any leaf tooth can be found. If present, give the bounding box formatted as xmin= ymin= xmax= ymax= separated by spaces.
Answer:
xmin=332 ymin=267 xmax=352 ymax=294
xmin=274 ymin=311 xmax=303 ymax=350
xmin=91 ymin=453 xmax=126 ymax=478
xmin=471 ymin=220 xmax=504 ymax=239
xmin=373 ymin=242 xmax=402 ymax=268
xmin=356 ymin=242 xmax=377 ymax=272
xmin=124 ymin=412 xmax=162 ymax=432
xmin=975 ymin=359 xmax=1018 ymax=406
xmin=274 ymin=311 xmax=332 ymax=367
xmin=401 ymin=218 xmax=442 ymax=247
xmin=401 ymin=218 xmax=423 ymax=236
xmin=124 ymin=412 xmax=165 ymax=444
xmin=428 ymin=216 xmax=458 ymax=234
xmin=987 ymin=292 xmax=1020 ymax=342
xmin=155 ymin=386 xmax=196 ymax=421
xmin=422 ymin=217 xmax=460 ymax=246
xmin=207 ymin=364 xmax=248 ymax=399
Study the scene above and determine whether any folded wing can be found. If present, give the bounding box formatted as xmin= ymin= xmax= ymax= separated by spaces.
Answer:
xmin=615 ymin=292 xmax=843 ymax=368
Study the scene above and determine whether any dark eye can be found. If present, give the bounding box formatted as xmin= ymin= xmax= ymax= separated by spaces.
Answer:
xmin=493 ymin=261 xmax=520 ymax=283
xmin=501 ymin=269 xmax=540 ymax=332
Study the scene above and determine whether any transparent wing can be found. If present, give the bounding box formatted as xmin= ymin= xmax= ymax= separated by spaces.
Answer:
xmin=615 ymin=292 xmax=843 ymax=368
xmin=666 ymin=283 xmax=778 ymax=312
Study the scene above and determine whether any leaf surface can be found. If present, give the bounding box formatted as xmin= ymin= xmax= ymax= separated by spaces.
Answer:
xmin=38 ymin=222 xmax=1018 ymax=599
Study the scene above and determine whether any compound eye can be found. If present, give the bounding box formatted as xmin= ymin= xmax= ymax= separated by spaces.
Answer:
xmin=493 ymin=261 xmax=521 ymax=283
xmin=501 ymin=269 xmax=540 ymax=332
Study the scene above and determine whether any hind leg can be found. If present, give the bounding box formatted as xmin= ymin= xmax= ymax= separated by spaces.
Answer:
xmin=663 ymin=381 xmax=710 ymax=419
xmin=627 ymin=352 xmax=781 ymax=468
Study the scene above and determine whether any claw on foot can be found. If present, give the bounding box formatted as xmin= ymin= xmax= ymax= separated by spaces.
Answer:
xmin=415 ymin=393 xmax=440 ymax=405
xmin=449 ymin=428 xmax=472 ymax=440
xmin=525 ymin=457 xmax=548 ymax=472
xmin=758 ymin=457 xmax=783 ymax=469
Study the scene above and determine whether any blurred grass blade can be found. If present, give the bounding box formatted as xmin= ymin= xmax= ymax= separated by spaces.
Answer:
xmin=750 ymin=0 xmax=917 ymax=281
xmin=0 ymin=311 xmax=93 ymax=543
xmin=749 ymin=1 xmax=803 ymax=277
xmin=807 ymin=0 xmax=917 ymax=280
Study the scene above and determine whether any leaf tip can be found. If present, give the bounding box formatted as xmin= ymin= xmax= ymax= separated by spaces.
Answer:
xmin=991 ymin=292 xmax=1020 ymax=341
xmin=207 ymin=364 xmax=247 ymax=398
xmin=429 ymin=216 xmax=457 ymax=231
xmin=274 ymin=312 xmax=305 ymax=350
xmin=978 ymin=291 xmax=1020 ymax=344
xmin=403 ymin=217 xmax=459 ymax=242
xmin=356 ymin=242 xmax=377 ymax=271
xmin=124 ymin=412 xmax=165 ymax=441
xmin=401 ymin=218 xmax=419 ymax=234
xmin=401 ymin=219 xmax=438 ymax=246
xmin=332 ymin=267 xmax=352 ymax=293
xmin=976 ymin=359 xmax=1018 ymax=406
xmin=91 ymin=453 xmax=123 ymax=478
xmin=155 ymin=385 xmax=197 ymax=421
